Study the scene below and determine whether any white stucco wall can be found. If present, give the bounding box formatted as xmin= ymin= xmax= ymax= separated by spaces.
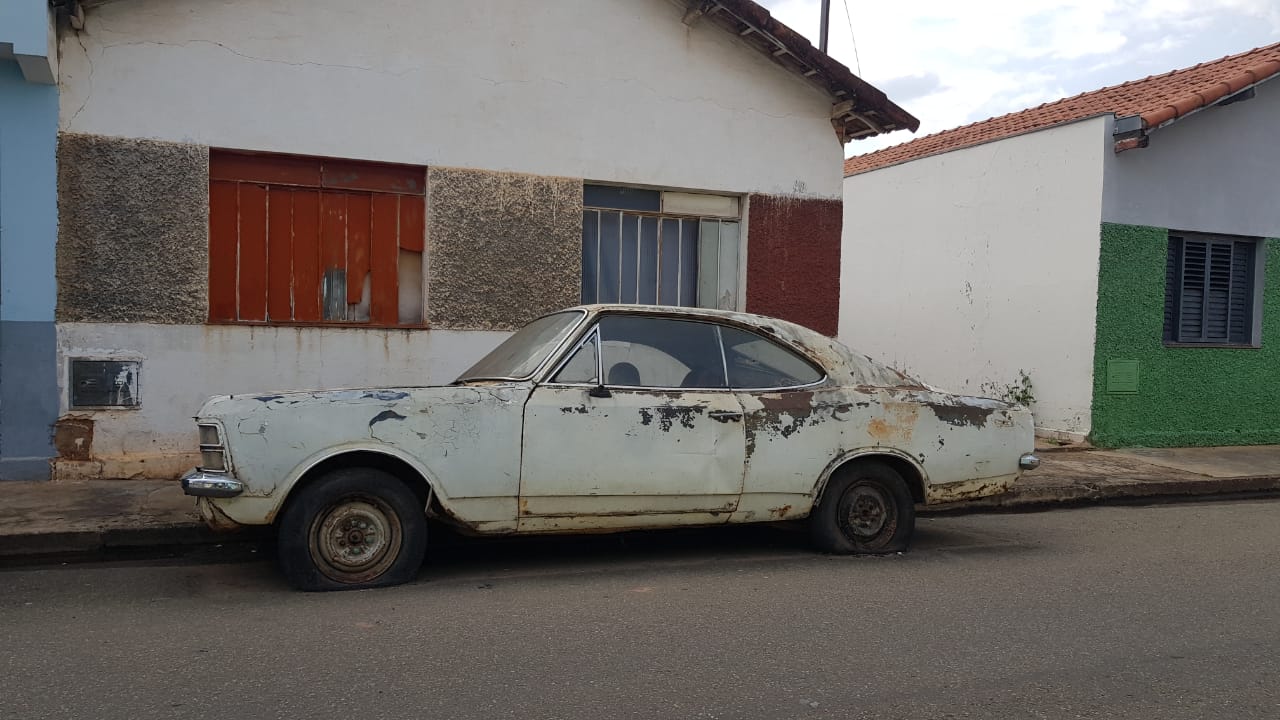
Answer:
xmin=839 ymin=116 xmax=1109 ymax=437
xmin=56 ymin=324 xmax=509 ymax=479
xmin=1102 ymin=78 xmax=1280 ymax=235
xmin=58 ymin=0 xmax=843 ymax=198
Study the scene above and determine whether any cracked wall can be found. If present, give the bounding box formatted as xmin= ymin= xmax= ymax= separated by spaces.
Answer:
xmin=427 ymin=167 xmax=582 ymax=330
xmin=57 ymin=133 xmax=209 ymax=323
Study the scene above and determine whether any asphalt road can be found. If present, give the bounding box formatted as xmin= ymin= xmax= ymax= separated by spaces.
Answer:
xmin=1 ymin=499 xmax=1278 ymax=720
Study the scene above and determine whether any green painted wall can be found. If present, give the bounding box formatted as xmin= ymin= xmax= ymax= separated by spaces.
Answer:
xmin=1090 ymin=223 xmax=1280 ymax=447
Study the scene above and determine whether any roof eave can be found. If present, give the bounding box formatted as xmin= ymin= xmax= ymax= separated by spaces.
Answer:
xmin=1113 ymin=62 xmax=1280 ymax=153
xmin=680 ymin=0 xmax=919 ymax=143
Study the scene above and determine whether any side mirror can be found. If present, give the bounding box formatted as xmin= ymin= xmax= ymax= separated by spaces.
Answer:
xmin=588 ymin=384 xmax=612 ymax=399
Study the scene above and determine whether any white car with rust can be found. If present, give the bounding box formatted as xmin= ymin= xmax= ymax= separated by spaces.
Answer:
xmin=183 ymin=305 xmax=1039 ymax=590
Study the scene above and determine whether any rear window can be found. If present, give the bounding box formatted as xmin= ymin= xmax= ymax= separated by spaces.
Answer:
xmin=720 ymin=326 xmax=823 ymax=389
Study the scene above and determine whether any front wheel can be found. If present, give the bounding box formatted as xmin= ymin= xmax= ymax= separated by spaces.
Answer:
xmin=810 ymin=461 xmax=915 ymax=554
xmin=277 ymin=468 xmax=427 ymax=591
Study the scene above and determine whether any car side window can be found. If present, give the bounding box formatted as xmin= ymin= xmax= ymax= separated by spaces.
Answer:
xmin=720 ymin=326 xmax=823 ymax=389
xmin=552 ymin=330 xmax=600 ymax=384
xmin=597 ymin=316 xmax=726 ymax=389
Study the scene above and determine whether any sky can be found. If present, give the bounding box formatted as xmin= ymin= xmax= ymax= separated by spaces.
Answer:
xmin=757 ymin=0 xmax=1280 ymax=157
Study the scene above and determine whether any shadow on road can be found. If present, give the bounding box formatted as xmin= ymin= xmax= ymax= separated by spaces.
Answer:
xmin=1 ymin=515 xmax=1040 ymax=593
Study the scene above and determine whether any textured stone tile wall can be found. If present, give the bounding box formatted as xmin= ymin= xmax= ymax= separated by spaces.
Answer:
xmin=57 ymin=133 xmax=209 ymax=324
xmin=426 ymin=166 xmax=582 ymax=330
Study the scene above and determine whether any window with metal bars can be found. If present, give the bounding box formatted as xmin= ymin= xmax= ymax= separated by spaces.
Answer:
xmin=581 ymin=185 xmax=741 ymax=310
xmin=1163 ymin=232 xmax=1262 ymax=346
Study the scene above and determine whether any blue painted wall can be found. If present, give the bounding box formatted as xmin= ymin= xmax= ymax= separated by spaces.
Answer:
xmin=0 ymin=55 xmax=59 ymax=480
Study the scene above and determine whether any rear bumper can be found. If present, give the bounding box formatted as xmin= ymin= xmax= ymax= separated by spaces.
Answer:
xmin=181 ymin=469 xmax=244 ymax=498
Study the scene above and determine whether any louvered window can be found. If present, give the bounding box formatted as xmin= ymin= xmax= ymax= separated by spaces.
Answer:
xmin=1163 ymin=233 xmax=1261 ymax=346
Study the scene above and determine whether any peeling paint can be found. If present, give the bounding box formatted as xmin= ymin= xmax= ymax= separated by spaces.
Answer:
xmin=361 ymin=390 xmax=410 ymax=401
xmin=926 ymin=401 xmax=995 ymax=429
xmin=368 ymin=410 xmax=407 ymax=427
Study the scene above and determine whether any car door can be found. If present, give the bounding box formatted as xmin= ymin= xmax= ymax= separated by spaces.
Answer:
xmin=519 ymin=314 xmax=747 ymax=531
xmin=718 ymin=325 xmax=848 ymax=523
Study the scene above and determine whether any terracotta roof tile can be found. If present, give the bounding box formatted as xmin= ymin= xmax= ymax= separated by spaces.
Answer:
xmin=844 ymin=42 xmax=1280 ymax=176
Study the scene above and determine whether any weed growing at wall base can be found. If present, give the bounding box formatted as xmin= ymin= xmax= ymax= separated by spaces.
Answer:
xmin=981 ymin=369 xmax=1036 ymax=409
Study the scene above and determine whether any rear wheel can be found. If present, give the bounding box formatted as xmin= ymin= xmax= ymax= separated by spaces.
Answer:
xmin=810 ymin=460 xmax=915 ymax=554
xmin=277 ymin=468 xmax=427 ymax=591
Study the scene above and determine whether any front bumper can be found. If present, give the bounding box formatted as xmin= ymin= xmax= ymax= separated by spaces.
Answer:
xmin=181 ymin=468 xmax=244 ymax=498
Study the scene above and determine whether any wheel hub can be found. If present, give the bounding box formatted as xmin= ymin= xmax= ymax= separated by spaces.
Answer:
xmin=314 ymin=500 xmax=398 ymax=575
xmin=842 ymin=485 xmax=889 ymax=537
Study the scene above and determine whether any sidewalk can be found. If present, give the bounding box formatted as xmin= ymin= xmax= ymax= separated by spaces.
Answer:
xmin=2 ymin=446 xmax=1280 ymax=560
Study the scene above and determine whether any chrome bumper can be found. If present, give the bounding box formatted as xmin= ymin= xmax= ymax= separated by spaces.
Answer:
xmin=181 ymin=468 xmax=244 ymax=498
xmin=1019 ymin=453 xmax=1041 ymax=471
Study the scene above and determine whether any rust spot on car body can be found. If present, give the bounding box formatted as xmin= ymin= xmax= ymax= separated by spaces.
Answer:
xmin=638 ymin=406 xmax=704 ymax=431
xmin=926 ymin=476 xmax=1015 ymax=504
xmin=866 ymin=402 xmax=919 ymax=444
xmin=768 ymin=504 xmax=792 ymax=519
xmin=926 ymin=401 xmax=995 ymax=428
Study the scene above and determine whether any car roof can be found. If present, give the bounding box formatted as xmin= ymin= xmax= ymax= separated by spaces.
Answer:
xmin=565 ymin=305 xmax=918 ymax=389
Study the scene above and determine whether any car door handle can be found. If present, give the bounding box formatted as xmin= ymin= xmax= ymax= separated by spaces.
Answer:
xmin=708 ymin=411 xmax=743 ymax=422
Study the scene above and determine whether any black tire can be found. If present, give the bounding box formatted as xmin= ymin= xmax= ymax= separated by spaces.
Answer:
xmin=810 ymin=460 xmax=915 ymax=555
xmin=277 ymin=468 xmax=427 ymax=591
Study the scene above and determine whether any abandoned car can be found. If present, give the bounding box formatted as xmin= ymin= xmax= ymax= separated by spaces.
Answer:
xmin=183 ymin=305 xmax=1039 ymax=590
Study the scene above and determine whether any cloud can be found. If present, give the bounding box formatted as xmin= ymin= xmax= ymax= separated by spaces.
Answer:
xmin=756 ymin=0 xmax=1280 ymax=156
xmin=875 ymin=72 xmax=946 ymax=102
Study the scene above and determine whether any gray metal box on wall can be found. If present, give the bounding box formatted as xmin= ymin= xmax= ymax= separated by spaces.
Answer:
xmin=70 ymin=360 xmax=141 ymax=408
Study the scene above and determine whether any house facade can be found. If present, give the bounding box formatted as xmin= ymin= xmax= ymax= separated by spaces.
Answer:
xmin=0 ymin=1 xmax=60 ymax=481
xmin=22 ymin=0 xmax=916 ymax=481
xmin=841 ymin=44 xmax=1280 ymax=447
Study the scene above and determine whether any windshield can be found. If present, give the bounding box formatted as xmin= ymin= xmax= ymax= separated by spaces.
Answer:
xmin=456 ymin=311 xmax=586 ymax=382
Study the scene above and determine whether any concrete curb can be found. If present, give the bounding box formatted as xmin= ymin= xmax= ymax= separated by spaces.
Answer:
xmin=0 ymin=523 xmax=236 ymax=562
xmin=920 ymin=474 xmax=1280 ymax=514
xmin=3 ymin=476 xmax=1279 ymax=562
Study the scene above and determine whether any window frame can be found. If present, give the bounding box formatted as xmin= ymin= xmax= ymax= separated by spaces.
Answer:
xmin=1162 ymin=231 xmax=1265 ymax=349
xmin=540 ymin=312 xmax=829 ymax=393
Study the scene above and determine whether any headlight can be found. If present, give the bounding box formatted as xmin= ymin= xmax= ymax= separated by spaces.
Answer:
xmin=200 ymin=449 xmax=227 ymax=472
xmin=198 ymin=424 xmax=222 ymax=446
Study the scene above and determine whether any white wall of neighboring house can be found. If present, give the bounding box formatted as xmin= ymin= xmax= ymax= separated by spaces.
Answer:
xmin=54 ymin=0 xmax=847 ymax=478
xmin=839 ymin=116 xmax=1109 ymax=438
xmin=57 ymin=0 xmax=842 ymax=199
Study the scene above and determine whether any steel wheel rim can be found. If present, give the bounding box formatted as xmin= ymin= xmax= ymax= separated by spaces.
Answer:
xmin=310 ymin=496 xmax=403 ymax=584
xmin=838 ymin=483 xmax=892 ymax=539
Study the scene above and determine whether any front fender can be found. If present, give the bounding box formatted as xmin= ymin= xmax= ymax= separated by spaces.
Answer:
xmin=208 ymin=442 xmax=455 ymax=527
xmin=269 ymin=442 xmax=455 ymax=521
